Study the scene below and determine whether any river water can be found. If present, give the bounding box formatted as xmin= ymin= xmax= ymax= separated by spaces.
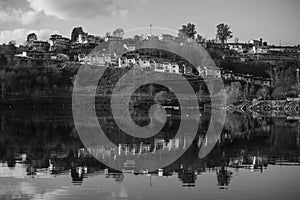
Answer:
xmin=0 ymin=109 xmax=299 ymax=200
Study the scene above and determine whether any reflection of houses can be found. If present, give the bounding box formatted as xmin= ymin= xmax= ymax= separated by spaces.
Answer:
xmin=216 ymin=166 xmax=232 ymax=189
xmin=178 ymin=165 xmax=197 ymax=187
xmin=71 ymin=166 xmax=88 ymax=185
xmin=229 ymin=155 xmax=267 ymax=172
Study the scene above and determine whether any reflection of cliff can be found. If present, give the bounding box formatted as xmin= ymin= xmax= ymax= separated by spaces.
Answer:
xmin=252 ymin=99 xmax=300 ymax=117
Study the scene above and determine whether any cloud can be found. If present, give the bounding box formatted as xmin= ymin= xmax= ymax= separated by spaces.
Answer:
xmin=0 ymin=0 xmax=145 ymax=25
xmin=0 ymin=3 xmax=39 ymax=25
xmin=27 ymin=0 xmax=139 ymax=20
xmin=0 ymin=29 xmax=59 ymax=45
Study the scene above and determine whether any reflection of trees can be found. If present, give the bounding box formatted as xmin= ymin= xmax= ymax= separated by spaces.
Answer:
xmin=216 ymin=166 xmax=232 ymax=189
xmin=1 ymin=111 xmax=300 ymax=188
xmin=178 ymin=166 xmax=197 ymax=187
xmin=71 ymin=167 xmax=84 ymax=185
xmin=223 ymin=113 xmax=272 ymax=142
xmin=216 ymin=156 xmax=232 ymax=189
xmin=270 ymin=120 xmax=300 ymax=154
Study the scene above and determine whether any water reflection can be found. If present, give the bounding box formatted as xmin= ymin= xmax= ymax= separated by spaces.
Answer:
xmin=0 ymin=110 xmax=300 ymax=199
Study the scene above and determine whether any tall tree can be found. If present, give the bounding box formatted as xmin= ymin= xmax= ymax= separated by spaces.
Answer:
xmin=216 ymin=23 xmax=233 ymax=45
xmin=26 ymin=33 xmax=37 ymax=42
xmin=196 ymin=34 xmax=204 ymax=43
xmin=112 ymin=28 xmax=125 ymax=38
xmin=105 ymin=32 xmax=111 ymax=38
xmin=71 ymin=27 xmax=85 ymax=42
xmin=178 ymin=23 xmax=197 ymax=39
xmin=0 ymin=70 xmax=14 ymax=99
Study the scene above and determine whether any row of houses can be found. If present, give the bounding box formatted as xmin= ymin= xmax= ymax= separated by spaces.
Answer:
xmin=228 ymin=37 xmax=299 ymax=52
xmin=77 ymin=52 xmax=271 ymax=87
xmin=222 ymin=70 xmax=271 ymax=87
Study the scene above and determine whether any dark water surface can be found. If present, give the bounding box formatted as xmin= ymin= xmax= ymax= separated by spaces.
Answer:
xmin=0 ymin=110 xmax=300 ymax=200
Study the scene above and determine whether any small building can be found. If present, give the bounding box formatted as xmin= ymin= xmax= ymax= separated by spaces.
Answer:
xmin=154 ymin=63 xmax=165 ymax=72
xmin=123 ymin=43 xmax=136 ymax=51
xmin=222 ymin=70 xmax=234 ymax=80
xmin=145 ymin=35 xmax=159 ymax=41
xmin=170 ymin=63 xmax=180 ymax=73
xmin=140 ymin=60 xmax=151 ymax=68
xmin=244 ymin=74 xmax=254 ymax=83
xmin=78 ymin=54 xmax=107 ymax=66
xmin=28 ymin=40 xmax=50 ymax=52
xmin=162 ymin=62 xmax=172 ymax=73
xmin=160 ymin=34 xmax=175 ymax=41
xmin=118 ymin=57 xmax=128 ymax=67
xmin=248 ymin=38 xmax=263 ymax=47
xmin=87 ymin=35 xmax=96 ymax=44
xmin=261 ymin=78 xmax=272 ymax=87
xmin=197 ymin=65 xmax=221 ymax=78
xmin=49 ymin=34 xmax=70 ymax=52
xmin=77 ymin=33 xmax=88 ymax=44
xmin=183 ymin=64 xmax=193 ymax=75
xmin=106 ymin=36 xmax=123 ymax=42
xmin=252 ymin=46 xmax=269 ymax=54
xmin=253 ymin=77 xmax=263 ymax=85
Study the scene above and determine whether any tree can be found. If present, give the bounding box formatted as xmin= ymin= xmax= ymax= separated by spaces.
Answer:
xmin=257 ymin=86 xmax=269 ymax=100
xmin=8 ymin=40 xmax=16 ymax=46
xmin=0 ymin=55 xmax=8 ymax=68
xmin=133 ymin=35 xmax=142 ymax=42
xmin=71 ymin=27 xmax=85 ymax=42
xmin=112 ymin=28 xmax=125 ymax=38
xmin=196 ymin=34 xmax=204 ymax=43
xmin=178 ymin=23 xmax=197 ymax=39
xmin=216 ymin=23 xmax=233 ymax=45
xmin=26 ymin=33 xmax=37 ymax=42
xmin=226 ymin=81 xmax=243 ymax=105
xmin=0 ymin=70 xmax=15 ymax=99
xmin=105 ymin=32 xmax=111 ymax=38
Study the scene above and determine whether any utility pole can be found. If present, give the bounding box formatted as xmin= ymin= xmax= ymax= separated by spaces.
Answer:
xmin=150 ymin=24 xmax=152 ymax=35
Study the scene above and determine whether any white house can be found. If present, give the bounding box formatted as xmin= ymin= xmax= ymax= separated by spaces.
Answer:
xmin=154 ymin=63 xmax=165 ymax=72
xmin=170 ymin=63 xmax=180 ymax=73
xmin=197 ymin=65 xmax=221 ymax=78
xmin=78 ymin=54 xmax=105 ymax=66
xmin=162 ymin=62 xmax=172 ymax=73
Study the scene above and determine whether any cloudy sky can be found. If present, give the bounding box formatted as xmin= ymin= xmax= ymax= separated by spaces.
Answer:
xmin=0 ymin=0 xmax=299 ymax=45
